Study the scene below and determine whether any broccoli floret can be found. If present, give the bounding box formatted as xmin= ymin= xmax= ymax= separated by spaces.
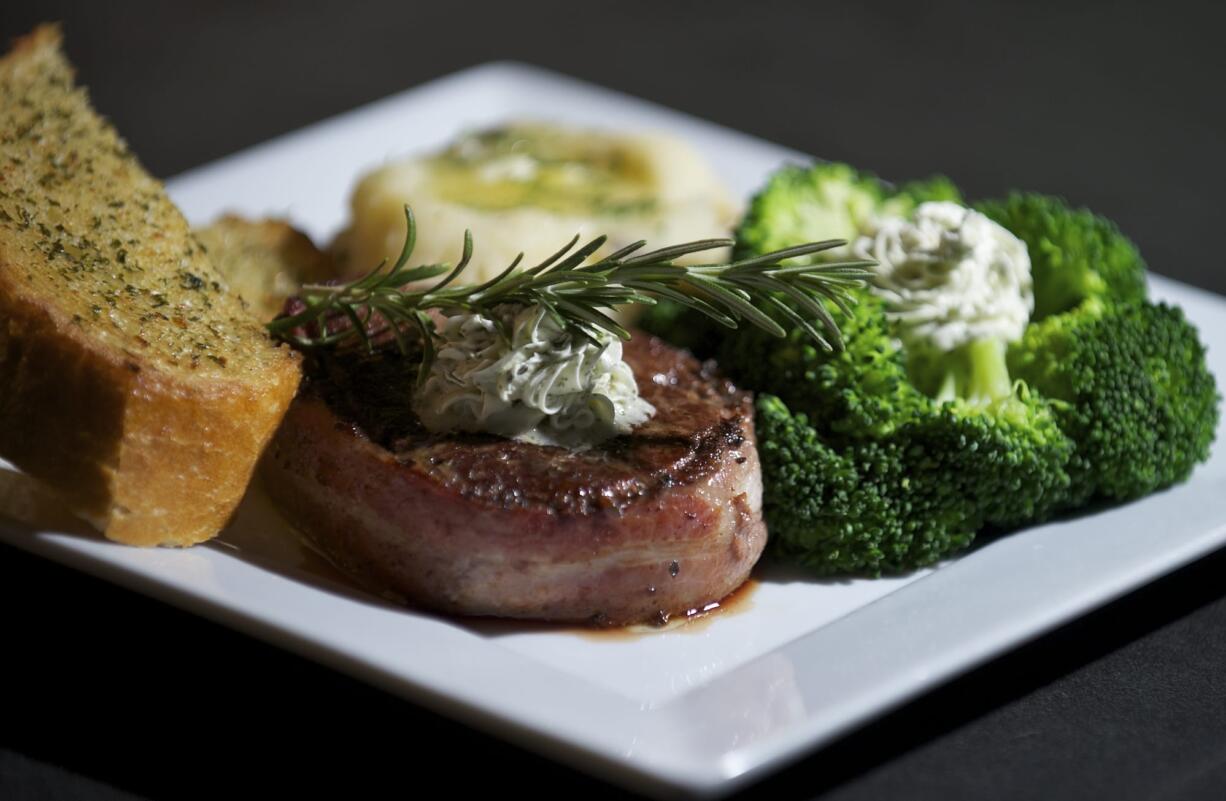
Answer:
xmin=649 ymin=163 xmax=1216 ymax=576
xmin=651 ymin=164 xmax=1074 ymax=572
xmin=720 ymin=292 xmax=917 ymax=438
xmin=977 ymin=193 xmax=1214 ymax=504
xmin=726 ymin=172 xmax=1074 ymax=571
xmin=735 ymin=162 xmax=961 ymax=259
xmin=756 ymin=394 xmax=968 ymax=574
xmin=975 ymin=193 xmax=1148 ymax=319
xmin=1009 ymin=299 xmax=1220 ymax=505
xmin=905 ymin=387 xmax=1074 ymax=532
xmin=722 ymin=294 xmax=1072 ymax=575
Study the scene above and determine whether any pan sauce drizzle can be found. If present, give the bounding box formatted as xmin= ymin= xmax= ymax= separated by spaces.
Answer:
xmin=574 ymin=577 xmax=759 ymax=641
xmin=461 ymin=577 xmax=760 ymax=641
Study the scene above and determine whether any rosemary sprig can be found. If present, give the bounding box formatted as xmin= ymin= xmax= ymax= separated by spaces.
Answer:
xmin=266 ymin=206 xmax=873 ymax=373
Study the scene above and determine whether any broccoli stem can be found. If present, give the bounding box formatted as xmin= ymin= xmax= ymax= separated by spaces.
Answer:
xmin=965 ymin=338 xmax=1014 ymax=404
xmin=933 ymin=338 xmax=1013 ymax=406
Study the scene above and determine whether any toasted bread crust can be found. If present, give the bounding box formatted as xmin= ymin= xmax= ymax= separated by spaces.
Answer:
xmin=195 ymin=216 xmax=336 ymax=322
xmin=0 ymin=26 xmax=301 ymax=545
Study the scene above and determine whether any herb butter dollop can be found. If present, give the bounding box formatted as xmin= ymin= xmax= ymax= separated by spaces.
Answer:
xmin=413 ymin=305 xmax=654 ymax=448
xmin=851 ymin=201 xmax=1033 ymax=351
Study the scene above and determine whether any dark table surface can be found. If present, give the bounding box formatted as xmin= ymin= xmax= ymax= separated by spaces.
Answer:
xmin=2 ymin=2 xmax=1225 ymax=799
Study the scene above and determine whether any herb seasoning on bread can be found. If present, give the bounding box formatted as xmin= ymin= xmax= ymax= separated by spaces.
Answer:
xmin=0 ymin=26 xmax=301 ymax=546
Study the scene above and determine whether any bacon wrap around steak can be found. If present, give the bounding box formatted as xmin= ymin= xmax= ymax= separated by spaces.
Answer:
xmin=260 ymin=333 xmax=767 ymax=625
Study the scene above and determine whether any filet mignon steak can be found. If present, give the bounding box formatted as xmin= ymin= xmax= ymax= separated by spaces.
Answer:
xmin=260 ymin=332 xmax=767 ymax=625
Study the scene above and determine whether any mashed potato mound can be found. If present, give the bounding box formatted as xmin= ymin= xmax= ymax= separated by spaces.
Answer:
xmin=342 ymin=122 xmax=737 ymax=282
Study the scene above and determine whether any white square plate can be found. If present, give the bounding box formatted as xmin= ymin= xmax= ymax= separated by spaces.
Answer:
xmin=2 ymin=63 xmax=1224 ymax=799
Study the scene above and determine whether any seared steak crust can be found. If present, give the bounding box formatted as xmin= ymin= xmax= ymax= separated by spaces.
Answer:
xmin=262 ymin=333 xmax=767 ymax=624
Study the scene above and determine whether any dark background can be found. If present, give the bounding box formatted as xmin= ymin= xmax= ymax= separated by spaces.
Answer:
xmin=2 ymin=1 xmax=1226 ymax=799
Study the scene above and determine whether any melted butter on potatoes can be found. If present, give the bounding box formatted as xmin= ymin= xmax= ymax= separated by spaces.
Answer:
xmin=343 ymin=123 xmax=738 ymax=281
